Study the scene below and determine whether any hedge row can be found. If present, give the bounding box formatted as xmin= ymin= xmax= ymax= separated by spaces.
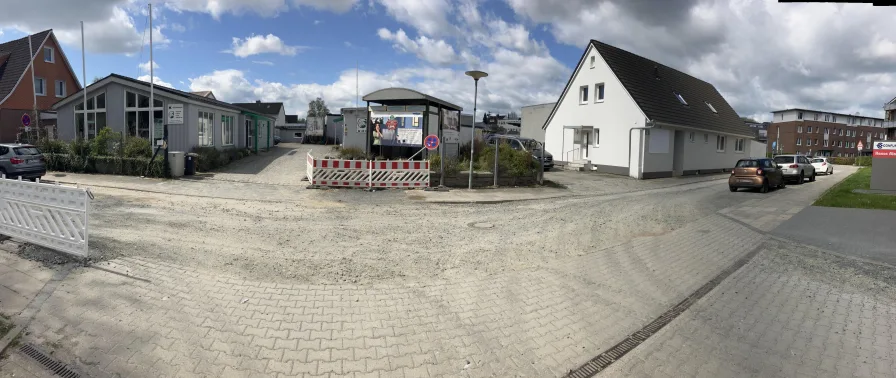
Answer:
xmin=829 ymin=156 xmax=872 ymax=166
xmin=44 ymin=153 xmax=166 ymax=178
xmin=191 ymin=147 xmax=253 ymax=172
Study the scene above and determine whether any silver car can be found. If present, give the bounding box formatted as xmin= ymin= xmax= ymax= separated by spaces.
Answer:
xmin=0 ymin=144 xmax=46 ymax=181
xmin=772 ymin=155 xmax=816 ymax=184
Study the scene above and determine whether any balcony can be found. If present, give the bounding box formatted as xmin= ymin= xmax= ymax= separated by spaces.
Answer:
xmin=885 ymin=102 xmax=896 ymax=111
xmin=884 ymin=120 xmax=896 ymax=128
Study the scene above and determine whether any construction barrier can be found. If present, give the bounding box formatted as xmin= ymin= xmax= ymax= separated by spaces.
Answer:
xmin=306 ymin=153 xmax=429 ymax=189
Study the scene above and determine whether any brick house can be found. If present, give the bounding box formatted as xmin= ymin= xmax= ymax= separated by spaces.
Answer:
xmin=0 ymin=30 xmax=81 ymax=142
xmin=768 ymin=108 xmax=890 ymax=157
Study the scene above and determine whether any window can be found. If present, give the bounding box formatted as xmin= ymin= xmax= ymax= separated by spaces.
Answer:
xmin=860 ymin=131 xmax=863 ymax=136
xmin=797 ymin=126 xmax=802 ymax=133
xmin=838 ymin=140 xmax=842 ymax=147
xmin=222 ymin=115 xmax=234 ymax=145
xmin=198 ymin=111 xmax=214 ymax=146
xmin=824 ymin=140 xmax=829 ymax=147
xmin=735 ymin=138 xmax=745 ymax=152
xmin=832 ymin=115 xmax=837 ymax=123
xmin=55 ymin=80 xmax=66 ymax=97
xmin=838 ymin=152 xmax=842 ymax=157
xmin=75 ymin=92 xmax=107 ymax=140
xmin=34 ymin=77 xmax=46 ymax=96
xmin=813 ymin=113 xmax=819 ymax=121
xmin=705 ymin=102 xmax=717 ymax=114
xmin=293 ymin=132 xmax=303 ymax=138
xmin=839 ymin=129 xmax=843 ymax=136
xmin=779 ymin=113 xmax=784 ymax=120
xmin=595 ymin=83 xmax=605 ymax=102
xmin=589 ymin=56 xmax=595 ymax=68
xmin=704 ymin=133 xmax=708 ymax=143
xmin=688 ymin=131 xmax=695 ymax=142
xmin=807 ymin=126 xmax=812 ymax=133
xmin=125 ymin=91 xmax=162 ymax=139
xmin=44 ymin=47 xmax=54 ymax=63
xmin=579 ymin=85 xmax=588 ymax=104
xmin=796 ymin=138 xmax=801 ymax=146
xmin=674 ymin=92 xmax=688 ymax=106
xmin=798 ymin=112 xmax=803 ymax=120
xmin=824 ymin=114 xmax=830 ymax=122
xmin=814 ymin=139 xmax=818 ymax=145
xmin=592 ymin=129 xmax=600 ymax=146
xmin=824 ymin=127 xmax=829 ymax=134
xmin=716 ymin=135 xmax=726 ymax=152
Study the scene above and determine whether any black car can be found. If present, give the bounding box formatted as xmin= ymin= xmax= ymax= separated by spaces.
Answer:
xmin=273 ymin=135 xmax=281 ymax=145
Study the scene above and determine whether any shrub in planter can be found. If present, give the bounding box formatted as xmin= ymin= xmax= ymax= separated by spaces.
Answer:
xmin=191 ymin=146 xmax=221 ymax=172
xmin=123 ymin=137 xmax=152 ymax=158
xmin=338 ymin=147 xmax=367 ymax=160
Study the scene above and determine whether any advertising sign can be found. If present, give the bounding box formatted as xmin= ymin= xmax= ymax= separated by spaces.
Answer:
xmin=872 ymin=141 xmax=896 ymax=158
xmin=371 ymin=112 xmax=423 ymax=147
xmin=167 ymin=104 xmax=184 ymax=125
xmin=442 ymin=112 xmax=459 ymax=143
xmin=306 ymin=116 xmax=325 ymax=136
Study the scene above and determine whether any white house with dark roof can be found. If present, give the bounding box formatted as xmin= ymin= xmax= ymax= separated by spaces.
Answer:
xmin=543 ymin=40 xmax=760 ymax=179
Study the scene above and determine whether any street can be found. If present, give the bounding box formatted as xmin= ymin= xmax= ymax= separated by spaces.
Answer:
xmin=1 ymin=145 xmax=894 ymax=378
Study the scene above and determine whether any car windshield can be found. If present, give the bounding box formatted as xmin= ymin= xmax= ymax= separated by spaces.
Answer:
xmin=812 ymin=158 xmax=825 ymax=163
xmin=735 ymin=160 xmax=760 ymax=167
xmin=520 ymin=139 xmax=542 ymax=150
xmin=773 ymin=156 xmax=795 ymax=164
xmin=13 ymin=147 xmax=41 ymax=155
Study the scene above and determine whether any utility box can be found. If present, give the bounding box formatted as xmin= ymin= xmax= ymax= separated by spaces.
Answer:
xmin=871 ymin=140 xmax=896 ymax=191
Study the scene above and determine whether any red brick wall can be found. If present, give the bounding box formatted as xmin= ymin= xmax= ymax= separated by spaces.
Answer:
xmin=1 ymin=35 xmax=80 ymax=111
xmin=768 ymin=120 xmax=884 ymax=156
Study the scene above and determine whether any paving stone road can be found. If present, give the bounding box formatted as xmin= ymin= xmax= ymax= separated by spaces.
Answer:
xmin=3 ymin=165 xmax=885 ymax=378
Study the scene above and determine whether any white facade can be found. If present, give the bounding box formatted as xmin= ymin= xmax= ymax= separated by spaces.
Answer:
xmin=520 ymin=102 xmax=554 ymax=142
xmin=771 ymin=109 xmax=884 ymax=127
xmin=544 ymin=44 xmax=755 ymax=178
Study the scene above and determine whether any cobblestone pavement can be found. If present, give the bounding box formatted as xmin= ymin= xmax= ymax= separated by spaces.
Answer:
xmin=0 ymin=245 xmax=55 ymax=317
xmin=0 ymin=166 xmax=866 ymax=378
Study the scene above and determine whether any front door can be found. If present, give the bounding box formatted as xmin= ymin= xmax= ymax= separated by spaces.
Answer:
xmin=579 ymin=129 xmax=590 ymax=160
xmin=245 ymin=119 xmax=254 ymax=149
xmin=672 ymin=130 xmax=685 ymax=176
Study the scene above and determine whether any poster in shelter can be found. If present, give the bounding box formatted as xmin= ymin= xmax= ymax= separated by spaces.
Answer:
xmin=371 ymin=112 xmax=423 ymax=147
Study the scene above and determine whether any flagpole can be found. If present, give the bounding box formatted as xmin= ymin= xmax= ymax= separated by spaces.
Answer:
xmin=149 ymin=2 xmax=155 ymax=150
xmin=81 ymin=21 xmax=87 ymax=140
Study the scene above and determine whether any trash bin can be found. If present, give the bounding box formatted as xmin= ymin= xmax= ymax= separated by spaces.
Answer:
xmin=185 ymin=153 xmax=198 ymax=176
xmin=168 ymin=151 xmax=185 ymax=177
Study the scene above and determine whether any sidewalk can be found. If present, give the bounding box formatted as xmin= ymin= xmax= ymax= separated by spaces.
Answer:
xmin=0 ymin=243 xmax=54 ymax=317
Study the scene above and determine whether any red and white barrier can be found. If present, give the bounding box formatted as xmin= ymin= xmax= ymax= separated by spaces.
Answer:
xmin=305 ymin=153 xmax=430 ymax=189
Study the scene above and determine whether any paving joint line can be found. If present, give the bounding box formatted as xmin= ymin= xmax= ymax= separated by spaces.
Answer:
xmin=0 ymin=263 xmax=74 ymax=356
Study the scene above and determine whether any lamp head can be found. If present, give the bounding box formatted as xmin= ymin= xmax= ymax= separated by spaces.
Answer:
xmin=465 ymin=70 xmax=488 ymax=80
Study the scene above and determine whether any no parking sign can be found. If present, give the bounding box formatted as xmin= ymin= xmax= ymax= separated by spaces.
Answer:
xmin=424 ymin=134 xmax=439 ymax=150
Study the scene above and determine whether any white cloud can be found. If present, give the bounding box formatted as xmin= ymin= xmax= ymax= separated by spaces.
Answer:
xmin=165 ymin=0 xmax=358 ymax=19
xmin=313 ymin=20 xmax=322 ymax=25
xmin=137 ymin=75 xmax=174 ymax=88
xmin=169 ymin=23 xmax=186 ymax=32
xmin=377 ymin=28 xmax=458 ymax=65
xmin=138 ymin=61 xmax=160 ymax=73
xmin=227 ymin=34 xmax=305 ymax=58
xmin=377 ymin=0 xmax=453 ymax=36
xmin=252 ymin=60 xmax=275 ymax=66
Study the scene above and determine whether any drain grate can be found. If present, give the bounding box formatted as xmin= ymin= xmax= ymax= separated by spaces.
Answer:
xmin=19 ymin=344 xmax=81 ymax=378
xmin=564 ymin=244 xmax=764 ymax=378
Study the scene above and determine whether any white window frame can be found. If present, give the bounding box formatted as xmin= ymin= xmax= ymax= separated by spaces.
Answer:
xmin=705 ymin=102 xmax=717 ymax=114
xmin=832 ymin=115 xmax=837 ymax=123
xmin=44 ymin=47 xmax=55 ymax=63
xmin=796 ymin=138 xmax=801 ymax=146
xmin=813 ymin=113 xmax=818 ymax=121
xmin=674 ymin=92 xmax=688 ymax=106
xmin=704 ymin=133 xmax=709 ymax=143
xmin=74 ymin=91 xmax=107 ymax=140
xmin=798 ymin=112 xmax=803 ymax=120
xmin=824 ymin=114 xmax=830 ymax=122
xmin=594 ymin=83 xmax=605 ymax=102
xmin=735 ymin=138 xmax=744 ymax=153
xmin=198 ymin=111 xmax=215 ymax=147
xmin=797 ymin=126 xmax=802 ymax=133
xmin=55 ymin=80 xmax=66 ymax=98
xmin=589 ymin=56 xmax=595 ymax=69
xmin=221 ymin=115 xmax=234 ymax=146
xmin=124 ymin=90 xmax=163 ymax=139
xmin=824 ymin=140 xmax=829 ymax=147
xmin=34 ymin=77 xmax=46 ymax=96
xmin=592 ymin=128 xmax=600 ymax=147
xmin=716 ymin=135 xmax=726 ymax=152
xmin=579 ymin=85 xmax=589 ymax=104
xmin=815 ymin=139 xmax=818 ymax=146
xmin=688 ymin=131 xmax=695 ymax=143
xmin=807 ymin=126 xmax=812 ymax=133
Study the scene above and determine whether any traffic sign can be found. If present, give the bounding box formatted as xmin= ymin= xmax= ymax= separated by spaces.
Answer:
xmin=21 ymin=113 xmax=31 ymax=127
xmin=857 ymin=141 xmax=864 ymax=151
xmin=424 ymin=134 xmax=439 ymax=150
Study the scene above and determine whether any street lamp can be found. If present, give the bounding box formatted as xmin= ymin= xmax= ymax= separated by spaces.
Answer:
xmin=465 ymin=70 xmax=488 ymax=190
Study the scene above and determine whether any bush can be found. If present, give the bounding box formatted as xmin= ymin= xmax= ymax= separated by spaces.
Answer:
xmin=191 ymin=146 xmax=221 ymax=172
xmin=43 ymin=153 xmax=166 ymax=178
xmin=458 ymin=139 xmax=488 ymax=163
xmin=36 ymin=139 xmax=68 ymax=154
xmin=123 ymin=137 xmax=152 ymax=158
xmin=68 ymin=138 xmax=90 ymax=157
xmin=428 ymin=154 xmax=462 ymax=176
xmin=90 ymin=128 xmax=122 ymax=157
xmin=338 ymin=147 xmax=367 ymax=160
xmin=828 ymin=156 xmax=871 ymax=166
xmin=476 ymin=143 xmax=538 ymax=177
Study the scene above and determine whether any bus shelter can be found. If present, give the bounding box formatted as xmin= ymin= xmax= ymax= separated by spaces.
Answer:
xmin=361 ymin=88 xmax=463 ymax=160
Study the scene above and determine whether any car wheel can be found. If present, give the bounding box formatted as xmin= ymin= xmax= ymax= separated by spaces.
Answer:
xmin=729 ymin=186 xmax=737 ymax=192
xmin=796 ymin=172 xmax=804 ymax=185
xmin=829 ymin=168 xmax=833 ymax=175
xmin=760 ymin=179 xmax=769 ymax=193
xmin=809 ymin=171 xmax=816 ymax=182
xmin=778 ymin=179 xmax=786 ymax=189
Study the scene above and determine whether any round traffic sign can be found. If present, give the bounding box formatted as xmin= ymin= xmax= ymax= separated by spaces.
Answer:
xmin=21 ymin=113 xmax=31 ymax=127
xmin=424 ymin=134 xmax=439 ymax=150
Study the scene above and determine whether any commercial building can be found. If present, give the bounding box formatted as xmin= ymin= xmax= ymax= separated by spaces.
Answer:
xmin=543 ymin=40 xmax=758 ymax=178
xmin=520 ymin=102 xmax=554 ymax=142
xmin=767 ymin=109 xmax=889 ymax=157
xmin=51 ymin=74 xmax=276 ymax=152
xmin=276 ymin=115 xmax=305 ymax=143
xmin=0 ymin=30 xmax=81 ymax=142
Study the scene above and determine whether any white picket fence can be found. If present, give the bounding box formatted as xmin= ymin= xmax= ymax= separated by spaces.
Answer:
xmin=306 ymin=153 xmax=430 ymax=188
xmin=0 ymin=177 xmax=92 ymax=258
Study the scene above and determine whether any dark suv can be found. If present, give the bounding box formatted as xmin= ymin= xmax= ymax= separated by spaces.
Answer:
xmin=0 ymin=144 xmax=46 ymax=180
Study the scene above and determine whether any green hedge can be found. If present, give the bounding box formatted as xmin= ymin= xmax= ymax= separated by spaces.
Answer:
xmin=44 ymin=153 xmax=166 ymax=178
xmin=829 ymin=156 xmax=872 ymax=166
xmin=190 ymin=146 xmax=251 ymax=172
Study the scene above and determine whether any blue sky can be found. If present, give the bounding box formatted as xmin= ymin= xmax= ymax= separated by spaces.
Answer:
xmin=2 ymin=1 xmax=896 ymax=120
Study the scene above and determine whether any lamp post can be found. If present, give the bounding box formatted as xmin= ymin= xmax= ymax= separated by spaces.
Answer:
xmin=464 ymin=70 xmax=488 ymax=190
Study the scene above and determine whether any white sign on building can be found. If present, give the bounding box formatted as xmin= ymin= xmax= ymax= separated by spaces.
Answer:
xmin=167 ymin=104 xmax=184 ymax=125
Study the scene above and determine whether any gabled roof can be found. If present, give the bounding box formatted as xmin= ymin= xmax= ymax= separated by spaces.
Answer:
xmin=190 ymin=90 xmax=216 ymax=99
xmin=0 ymin=30 xmax=52 ymax=104
xmin=363 ymin=87 xmax=463 ymax=111
xmin=543 ymin=40 xmax=754 ymax=138
xmin=232 ymin=102 xmax=284 ymax=116
xmin=52 ymin=73 xmax=274 ymax=119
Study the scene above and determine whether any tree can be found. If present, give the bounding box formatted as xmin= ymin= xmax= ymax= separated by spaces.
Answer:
xmin=92 ymin=76 xmax=102 ymax=84
xmin=741 ymin=116 xmax=758 ymax=124
xmin=307 ymin=98 xmax=329 ymax=118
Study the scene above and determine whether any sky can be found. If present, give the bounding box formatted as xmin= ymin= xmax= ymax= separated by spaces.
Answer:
xmin=1 ymin=0 xmax=896 ymax=121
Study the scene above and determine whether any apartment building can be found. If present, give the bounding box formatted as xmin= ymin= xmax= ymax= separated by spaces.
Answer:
xmin=768 ymin=108 xmax=889 ymax=157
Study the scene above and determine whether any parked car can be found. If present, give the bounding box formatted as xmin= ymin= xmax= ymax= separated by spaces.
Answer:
xmin=811 ymin=157 xmax=833 ymax=175
xmin=772 ymin=155 xmax=816 ymax=184
xmin=486 ymin=135 xmax=553 ymax=170
xmin=273 ymin=135 xmax=281 ymax=145
xmin=0 ymin=144 xmax=46 ymax=181
xmin=729 ymin=158 xmax=785 ymax=193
